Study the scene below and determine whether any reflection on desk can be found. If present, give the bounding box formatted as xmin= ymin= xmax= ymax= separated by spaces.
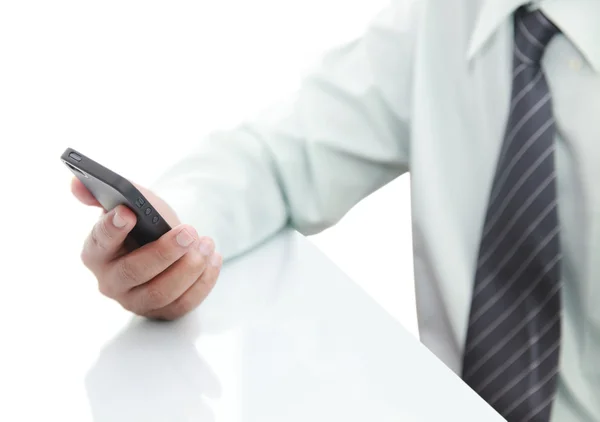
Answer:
xmin=7 ymin=230 xmax=504 ymax=422
xmin=86 ymin=316 xmax=219 ymax=421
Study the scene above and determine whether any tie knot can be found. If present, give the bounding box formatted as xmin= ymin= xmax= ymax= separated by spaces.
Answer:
xmin=514 ymin=7 xmax=560 ymax=66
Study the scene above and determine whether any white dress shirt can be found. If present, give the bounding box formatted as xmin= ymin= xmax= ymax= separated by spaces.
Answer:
xmin=152 ymin=0 xmax=600 ymax=420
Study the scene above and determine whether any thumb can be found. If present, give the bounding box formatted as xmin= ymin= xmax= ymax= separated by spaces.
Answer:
xmin=71 ymin=177 xmax=102 ymax=207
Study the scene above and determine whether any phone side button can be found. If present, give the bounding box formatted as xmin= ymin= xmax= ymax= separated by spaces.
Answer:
xmin=69 ymin=152 xmax=82 ymax=162
xmin=152 ymin=216 xmax=159 ymax=224
xmin=144 ymin=207 xmax=152 ymax=216
xmin=135 ymin=197 xmax=145 ymax=208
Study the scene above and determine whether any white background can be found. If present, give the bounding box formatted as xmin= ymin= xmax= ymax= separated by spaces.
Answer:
xmin=0 ymin=0 xmax=417 ymax=337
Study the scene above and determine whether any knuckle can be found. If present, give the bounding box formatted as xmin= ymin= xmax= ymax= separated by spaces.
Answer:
xmin=201 ymin=265 xmax=220 ymax=288
xmin=153 ymin=242 xmax=177 ymax=264
xmin=98 ymin=217 xmax=113 ymax=240
xmin=90 ymin=223 xmax=107 ymax=251
xmin=116 ymin=258 xmax=140 ymax=285
xmin=177 ymin=294 xmax=195 ymax=314
xmin=170 ymin=295 xmax=198 ymax=319
xmin=185 ymin=252 xmax=207 ymax=274
xmin=97 ymin=279 xmax=115 ymax=298
xmin=141 ymin=286 xmax=169 ymax=311
xmin=119 ymin=289 xmax=145 ymax=315
xmin=80 ymin=247 xmax=93 ymax=268
xmin=206 ymin=270 xmax=219 ymax=288
xmin=119 ymin=297 xmax=137 ymax=314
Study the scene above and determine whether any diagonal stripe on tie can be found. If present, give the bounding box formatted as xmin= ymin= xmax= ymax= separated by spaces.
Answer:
xmin=461 ymin=7 xmax=563 ymax=422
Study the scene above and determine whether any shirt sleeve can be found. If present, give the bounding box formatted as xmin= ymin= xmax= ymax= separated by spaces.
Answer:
xmin=151 ymin=1 xmax=419 ymax=260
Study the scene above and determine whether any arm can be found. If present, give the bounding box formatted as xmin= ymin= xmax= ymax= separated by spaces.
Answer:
xmin=152 ymin=2 xmax=419 ymax=260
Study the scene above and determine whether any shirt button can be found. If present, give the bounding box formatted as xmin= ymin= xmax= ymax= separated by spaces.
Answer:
xmin=569 ymin=58 xmax=582 ymax=71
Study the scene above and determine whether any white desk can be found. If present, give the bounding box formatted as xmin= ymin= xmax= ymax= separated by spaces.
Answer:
xmin=1 ymin=230 xmax=503 ymax=421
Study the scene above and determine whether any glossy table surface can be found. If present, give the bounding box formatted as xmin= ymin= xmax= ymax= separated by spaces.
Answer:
xmin=1 ymin=230 xmax=504 ymax=421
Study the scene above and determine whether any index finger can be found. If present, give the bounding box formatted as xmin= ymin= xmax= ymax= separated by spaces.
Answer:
xmin=71 ymin=177 xmax=101 ymax=207
xmin=81 ymin=206 xmax=137 ymax=270
xmin=106 ymin=224 xmax=200 ymax=290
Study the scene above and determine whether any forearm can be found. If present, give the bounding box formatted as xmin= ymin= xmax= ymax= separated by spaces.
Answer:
xmin=151 ymin=128 xmax=289 ymax=261
xmin=152 ymin=3 xmax=417 ymax=260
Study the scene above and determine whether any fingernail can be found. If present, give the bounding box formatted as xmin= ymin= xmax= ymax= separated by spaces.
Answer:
xmin=198 ymin=237 xmax=214 ymax=256
xmin=210 ymin=253 xmax=222 ymax=267
xmin=176 ymin=229 xmax=195 ymax=247
xmin=113 ymin=212 xmax=127 ymax=228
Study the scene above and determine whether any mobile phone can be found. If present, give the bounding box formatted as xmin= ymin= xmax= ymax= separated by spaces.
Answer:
xmin=61 ymin=147 xmax=171 ymax=247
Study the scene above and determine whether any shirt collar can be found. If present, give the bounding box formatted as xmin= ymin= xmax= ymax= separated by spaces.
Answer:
xmin=466 ymin=0 xmax=600 ymax=72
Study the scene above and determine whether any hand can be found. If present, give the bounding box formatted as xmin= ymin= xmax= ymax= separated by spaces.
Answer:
xmin=71 ymin=177 xmax=222 ymax=320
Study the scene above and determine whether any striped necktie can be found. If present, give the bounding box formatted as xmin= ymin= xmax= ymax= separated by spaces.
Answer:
xmin=462 ymin=7 xmax=562 ymax=422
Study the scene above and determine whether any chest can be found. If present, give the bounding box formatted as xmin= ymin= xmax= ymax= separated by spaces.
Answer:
xmin=409 ymin=6 xmax=600 ymax=362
